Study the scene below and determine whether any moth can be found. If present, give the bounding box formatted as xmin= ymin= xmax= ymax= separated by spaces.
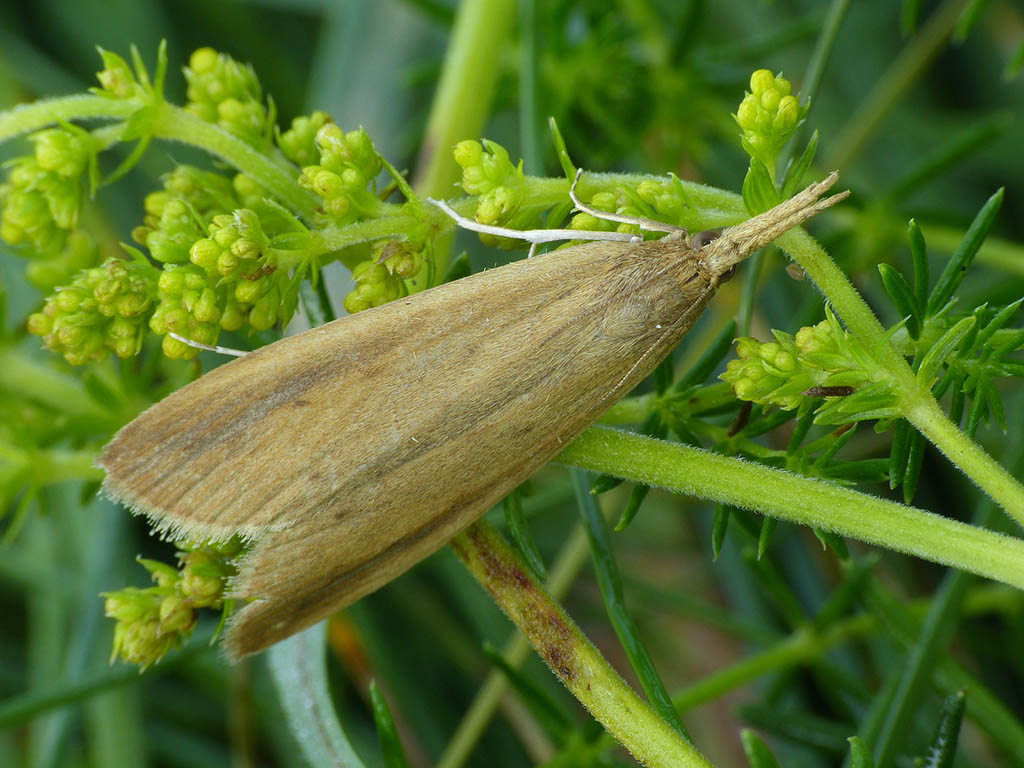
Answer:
xmin=99 ymin=172 xmax=846 ymax=659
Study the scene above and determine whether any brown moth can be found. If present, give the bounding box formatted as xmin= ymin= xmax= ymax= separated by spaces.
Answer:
xmin=99 ymin=173 xmax=847 ymax=659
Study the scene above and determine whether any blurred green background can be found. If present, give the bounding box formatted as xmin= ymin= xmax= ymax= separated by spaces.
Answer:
xmin=2 ymin=1 xmax=1024 ymax=767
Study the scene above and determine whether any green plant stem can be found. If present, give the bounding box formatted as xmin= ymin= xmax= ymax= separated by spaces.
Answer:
xmin=437 ymin=523 xmax=591 ymax=768
xmin=557 ymin=426 xmax=1024 ymax=591
xmin=903 ymin=396 xmax=1024 ymax=527
xmin=450 ymin=520 xmax=714 ymax=768
xmin=778 ymin=227 xmax=1024 ymax=524
xmin=0 ymin=92 xmax=315 ymax=221
xmin=0 ymin=95 xmax=137 ymax=140
xmin=414 ymin=0 xmax=516 ymax=198
xmin=148 ymin=104 xmax=317 ymax=218
xmin=0 ymin=93 xmax=318 ymax=219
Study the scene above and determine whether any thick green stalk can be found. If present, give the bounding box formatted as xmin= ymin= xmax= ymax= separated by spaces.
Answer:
xmin=0 ymin=94 xmax=136 ymax=141
xmin=450 ymin=520 xmax=714 ymax=768
xmin=413 ymin=0 xmax=516 ymax=198
xmin=437 ymin=524 xmax=591 ymax=768
xmin=0 ymin=93 xmax=317 ymax=218
xmin=148 ymin=104 xmax=317 ymax=218
xmin=558 ymin=427 xmax=1024 ymax=591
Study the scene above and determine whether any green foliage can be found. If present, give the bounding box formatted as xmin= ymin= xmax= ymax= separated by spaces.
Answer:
xmin=2 ymin=3 xmax=1024 ymax=768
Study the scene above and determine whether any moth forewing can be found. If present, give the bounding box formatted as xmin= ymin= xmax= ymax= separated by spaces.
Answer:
xmin=97 ymin=174 xmax=847 ymax=659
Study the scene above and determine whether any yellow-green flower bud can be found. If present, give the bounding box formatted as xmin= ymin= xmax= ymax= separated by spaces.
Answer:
xmin=179 ymin=551 xmax=227 ymax=607
xmin=33 ymin=129 xmax=90 ymax=178
xmin=190 ymin=237 xmax=221 ymax=271
xmin=96 ymin=49 xmax=138 ymax=98
xmin=453 ymin=139 xmax=483 ymax=168
xmin=158 ymin=595 xmax=197 ymax=634
xmin=220 ymin=301 xmax=244 ymax=331
xmin=234 ymin=276 xmax=268 ymax=304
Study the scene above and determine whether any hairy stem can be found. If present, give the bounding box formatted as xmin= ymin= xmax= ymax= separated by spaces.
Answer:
xmin=450 ymin=519 xmax=714 ymax=768
xmin=148 ymin=104 xmax=317 ymax=218
xmin=558 ymin=427 xmax=1024 ymax=591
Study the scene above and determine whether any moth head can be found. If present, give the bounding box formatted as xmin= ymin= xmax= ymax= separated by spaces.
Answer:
xmin=699 ymin=172 xmax=848 ymax=277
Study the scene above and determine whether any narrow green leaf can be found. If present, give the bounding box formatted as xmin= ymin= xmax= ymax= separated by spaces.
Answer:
xmin=925 ymin=188 xmax=1003 ymax=316
xmin=572 ymin=469 xmax=690 ymax=741
xmin=889 ymin=420 xmax=911 ymax=490
xmin=481 ymin=643 xmax=573 ymax=742
xmin=781 ymin=130 xmax=819 ymax=199
xmin=878 ymin=263 xmax=921 ymax=338
xmin=965 ymin=379 xmax=988 ymax=438
xmin=615 ymin=483 xmax=651 ymax=531
xmin=368 ymin=680 xmax=411 ymax=768
xmin=811 ymin=424 xmax=857 ymax=469
xmin=916 ymin=690 xmax=967 ymax=768
xmin=547 ymin=116 xmax=575 ymax=180
xmin=916 ymin=315 xmax=976 ymax=389
xmin=711 ymin=503 xmax=731 ymax=560
xmin=953 ymin=0 xmax=992 ymax=42
xmin=504 ymin=488 xmax=547 ymax=580
xmin=741 ymin=159 xmax=780 ymax=215
xmin=299 ymin=278 xmax=336 ymax=326
xmin=848 ymin=736 xmax=875 ymax=768
xmin=975 ymin=297 xmax=1023 ymax=350
xmin=740 ymin=729 xmax=781 ymax=768
xmin=820 ymin=458 xmax=889 ymax=484
xmin=590 ymin=473 xmax=624 ymax=495
xmin=908 ymin=220 xmax=929 ymax=310
xmin=756 ymin=517 xmax=776 ymax=560
xmin=786 ymin=401 xmax=817 ymax=453
xmin=267 ymin=623 xmax=367 ymax=768
xmin=1004 ymin=37 xmax=1024 ymax=79
xmin=900 ymin=0 xmax=922 ymax=35
xmin=903 ymin=430 xmax=926 ymax=504
xmin=983 ymin=379 xmax=1006 ymax=432
xmin=811 ymin=527 xmax=849 ymax=559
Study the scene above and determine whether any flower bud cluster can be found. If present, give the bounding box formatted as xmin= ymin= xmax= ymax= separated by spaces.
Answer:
xmin=104 ymin=538 xmax=241 ymax=669
xmin=0 ymin=127 xmax=96 ymax=289
xmin=184 ymin=47 xmax=269 ymax=146
xmin=721 ymin=315 xmax=872 ymax=410
xmin=125 ymin=165 xmax=303 ymax=358
xmin=454 ymin=139 xmax=528 ymax=232
xmin=299 ymin=124 xmax=382 ymax=224
xmin=344 ymin=253 xmax=407 ymax=314
xmin=278 ymin=110 xmax=333 ymax=168
xmin=735 ymin=69 xmax=806 ymax=173
xmin=27 ymin=257 xmax=158 ymax=364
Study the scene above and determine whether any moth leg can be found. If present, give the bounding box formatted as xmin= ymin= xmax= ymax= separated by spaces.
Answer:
xmin=425 ymin=198 xmax=637 ymax=247
xmin=568 ymin=168 xmax=685 ymax=235
xmin=168 ymin=332 xmax=248 ymax=358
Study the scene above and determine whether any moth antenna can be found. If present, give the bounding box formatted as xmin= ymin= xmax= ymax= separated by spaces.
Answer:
xmin=168 ymin=332 xmax=248 ymax=357
xmin=426 ymin=197 xmax=636 ymax=246
xmin=569 ymin=168 xmax=683 ymax=234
